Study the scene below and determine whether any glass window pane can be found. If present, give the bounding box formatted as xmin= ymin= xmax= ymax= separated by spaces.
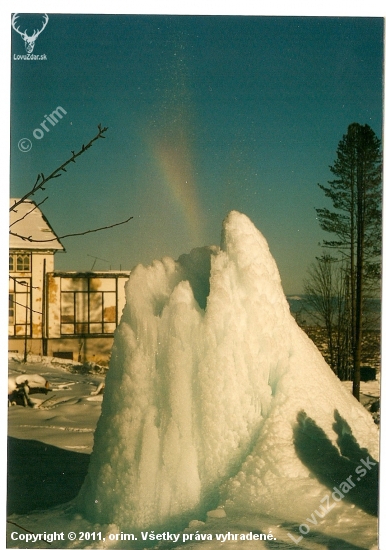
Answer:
xmin=75 ymin=293 xmax=88 ymax=322
xmin=15 ymin=294 xmax=30 ymax=324
xmin=99 ymin=278 xmax=116 ymax=291
xmin=89 ymin=278 xmax=102 ymax=291
xmin=103 ymin=293 xmax=116 ymax=322
xmin=61 ymin=277 xmax=88 ymax=291
xmin=9 ymin=294 xmax=15 ymax=324
xmin=16 ymin=256 xmax=23 ymax=271
xmin=89 ymin=292 xmax=102 ymax=322
xmin=9 ymin=255 xmax=14 ymax=272
xmin=16 ymin=254 xmax=30 ymax=272
xmin=75 ymin=322 xmax=88 ymax=334
xmin=90 ymin=323 xmax=103 ymax=333
xmin=61 ymin=293 xmax=74 ymax=322
xmin=61 ymin=324 xmax=74 ymax=335
xmin=104 ymin=322 xmax=116 ymax=333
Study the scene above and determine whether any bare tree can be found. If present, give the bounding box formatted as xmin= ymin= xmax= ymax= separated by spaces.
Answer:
xmin=304 ymin=254 xmax=351 ymax=380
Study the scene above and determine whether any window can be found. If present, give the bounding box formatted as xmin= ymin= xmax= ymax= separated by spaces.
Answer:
xmin=9 ymin=293 xmax=15 ymax=325
xmin=8 ymin=278 xmax=31 ymax=336
xmin=9 ymin=253 xmax=31 ymax=273
xmin=60 ymin=277 xmax=117 ymax=335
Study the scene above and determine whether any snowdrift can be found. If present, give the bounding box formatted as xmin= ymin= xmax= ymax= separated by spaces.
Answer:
xmin=78 ymin=211 xmax=379 ymax=533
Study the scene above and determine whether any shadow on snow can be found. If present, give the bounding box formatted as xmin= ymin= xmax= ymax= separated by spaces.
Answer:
xmin=293 ymin=409 xmax=378 ymax=516
xmin=7 ymin=436 xmax=90 ymax=515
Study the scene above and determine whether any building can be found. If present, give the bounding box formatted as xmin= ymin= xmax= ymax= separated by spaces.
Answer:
xmin=9 ymin=199 xmax=130 ymax=364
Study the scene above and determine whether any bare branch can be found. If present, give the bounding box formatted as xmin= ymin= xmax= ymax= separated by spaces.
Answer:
xmin=7 ymin=520 xmax=36 ymax=535
xmin=13 ymin=300 xmax=42 ymax=315
xmin=9 ymin=275 xmax=39 ymax=289
xmin=10 ymin=125 xmax=109 ymax=213
xmin=10 ymin=216 xmax=133 ymax=243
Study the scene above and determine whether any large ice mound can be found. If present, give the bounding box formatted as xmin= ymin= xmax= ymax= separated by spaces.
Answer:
xmin=78 ymin=211 xmax=379 ymax=531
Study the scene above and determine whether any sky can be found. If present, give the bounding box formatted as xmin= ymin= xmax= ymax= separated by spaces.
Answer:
xmin=9 ymin=12 xmax=384 ymax=294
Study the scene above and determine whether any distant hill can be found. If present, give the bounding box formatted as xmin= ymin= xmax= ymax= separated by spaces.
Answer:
xmin=286 ymin=295 xmax=381 ymax=329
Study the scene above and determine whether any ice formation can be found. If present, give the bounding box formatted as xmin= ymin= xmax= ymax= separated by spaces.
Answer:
xmin=78 ymin=211 xmax=379 ymax=532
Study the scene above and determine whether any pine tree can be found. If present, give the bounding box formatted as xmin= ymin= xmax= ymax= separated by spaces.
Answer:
xmin=316 ymin=123 xmax=382 ymax=400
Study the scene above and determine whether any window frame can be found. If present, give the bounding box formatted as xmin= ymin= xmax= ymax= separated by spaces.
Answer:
xmin=8 ymin=277 xmax=31 ymax=336
xmin=9 ymin=293 xmax=15 ymax=325
xmin=60 ymin=277 xmax=118 ymax=336
xmin=9 ymin=253 xmax=31 ymax=273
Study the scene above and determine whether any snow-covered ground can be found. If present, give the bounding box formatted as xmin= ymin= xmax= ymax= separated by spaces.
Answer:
xmin=7 ymin=354 xmax=380 ymax=549
xmin=8 ymin=354 xmax=105 ymax=455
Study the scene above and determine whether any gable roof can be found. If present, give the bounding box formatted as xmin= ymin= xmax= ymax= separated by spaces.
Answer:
xmin=9 ymin=199 xmax=64 ymax=251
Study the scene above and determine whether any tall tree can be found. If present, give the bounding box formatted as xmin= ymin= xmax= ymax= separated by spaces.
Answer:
xmin=316 ymin=123 xmax=382 ymax=400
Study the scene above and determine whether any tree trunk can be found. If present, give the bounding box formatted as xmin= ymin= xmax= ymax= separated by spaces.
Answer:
xmin=352 ymin=158 xmax=365 ymax=400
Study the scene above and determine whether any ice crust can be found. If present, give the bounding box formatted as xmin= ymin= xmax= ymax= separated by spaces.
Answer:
xmin=78 ymin=211 xmax=379 ymax=531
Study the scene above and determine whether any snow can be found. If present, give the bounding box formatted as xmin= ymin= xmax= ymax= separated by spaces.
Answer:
xmin=9 ymin=199 xmax=63 ymax=251
xmin=8 ymin=356 xmax=105 ymax=453
xmin=8 ymin=373 xmax=48 ymax=395
xmin=7 ymin=212 xmax=380 ymax=549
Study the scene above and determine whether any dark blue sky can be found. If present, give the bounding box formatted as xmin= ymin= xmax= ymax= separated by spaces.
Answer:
xmin=10 ymin=14 xmax=383 ymax=293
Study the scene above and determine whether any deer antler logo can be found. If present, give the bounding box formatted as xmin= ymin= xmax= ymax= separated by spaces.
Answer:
xmin=12 ymin=13 xmax=49 ymax=54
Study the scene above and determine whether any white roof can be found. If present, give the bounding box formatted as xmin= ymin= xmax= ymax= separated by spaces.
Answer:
xmin=9 ymin=199 xmax=64 ymax=251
